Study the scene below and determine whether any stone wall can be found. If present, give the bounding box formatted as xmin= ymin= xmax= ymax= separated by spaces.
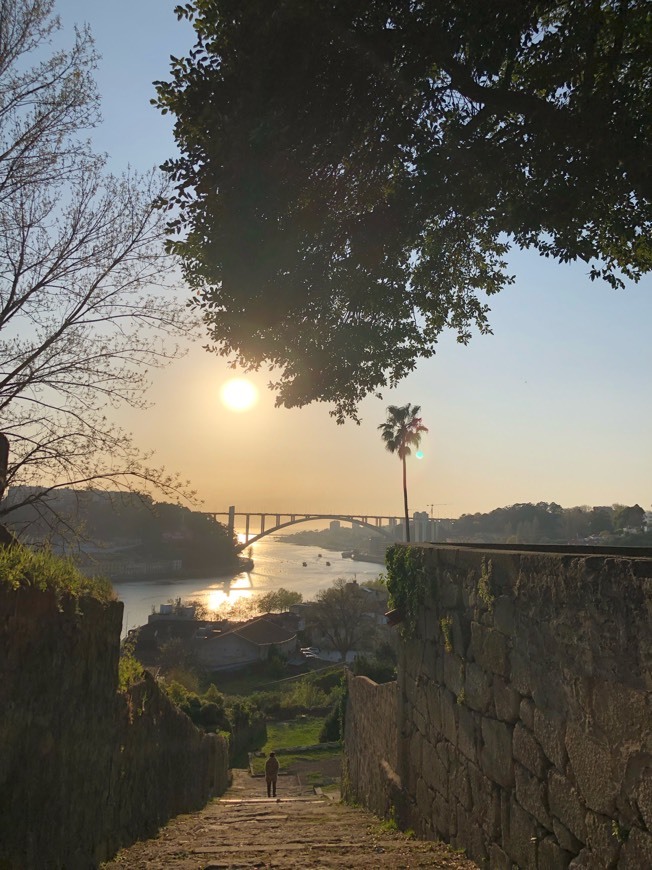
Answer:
xmin=342 ymin=674 xmax=400 ymax=818
xmin=0 ymin=586 xmax=229 ymax=869
xmin=344 ymin=544 xmax=652 ymax=868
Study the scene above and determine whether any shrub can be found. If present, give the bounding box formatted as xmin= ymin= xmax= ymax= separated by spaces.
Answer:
xmin=352 ymin=654 xmax=396 ymax=684
xmin=165 ymin=680 xmax=189 ymax=706
xmin=285 ymin=680 xmax=328 ymax=709
xmin=198 ymin=701 xmax=227 ymax=730
xmin=0 ymin=543 xmax=114 ymax=603
xmin=118 ymin=636 xmax=144 ymax=691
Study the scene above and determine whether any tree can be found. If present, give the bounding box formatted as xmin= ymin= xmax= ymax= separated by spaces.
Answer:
xmin=589 ymin=507 xmax=614 ymax=535
xmin=257 ymin=588 xmax=303 ymax=613
xmin=378 ymin=404 xmax=428 ymax=543
xmin=155 ymin=0 xmax=652 ymax=420
xmin=311 ymin=578 xmax=375 ymax=661
xmin=0 ymin=0 xmax=195 ymax=534
xmin=613 ymin=504 xmax=646 ymax=532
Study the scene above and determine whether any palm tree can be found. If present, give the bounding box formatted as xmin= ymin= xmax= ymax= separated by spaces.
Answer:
xmin=378 ymin=404 xmax=428 ymax=543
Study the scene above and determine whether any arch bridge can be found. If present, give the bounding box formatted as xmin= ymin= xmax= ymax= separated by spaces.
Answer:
xmin=205 ymin=507 xmax=403 ymax=552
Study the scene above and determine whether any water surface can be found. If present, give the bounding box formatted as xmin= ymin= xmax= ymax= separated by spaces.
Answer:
xmin=114 ymin=536 xmax=384 ymax=635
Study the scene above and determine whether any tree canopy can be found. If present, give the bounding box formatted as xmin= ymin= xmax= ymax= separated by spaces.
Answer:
xmin=156 ymin=0 xmax=652 ymax=420
xmin=311 ymin=578 xmax=377 ymax=660
xmin=378 ymin=403 xmax=428 ymax=541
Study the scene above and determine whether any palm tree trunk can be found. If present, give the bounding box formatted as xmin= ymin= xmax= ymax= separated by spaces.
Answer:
xmin=402 ymin=455 xmax=410 ymax=542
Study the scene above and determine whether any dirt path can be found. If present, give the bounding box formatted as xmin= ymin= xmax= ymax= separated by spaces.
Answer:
xmin=103 ymin=769 xmax=478 ymax=869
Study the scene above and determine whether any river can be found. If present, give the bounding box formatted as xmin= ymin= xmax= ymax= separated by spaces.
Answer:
xmin=114 ymin=537 xmax=384 ymax=636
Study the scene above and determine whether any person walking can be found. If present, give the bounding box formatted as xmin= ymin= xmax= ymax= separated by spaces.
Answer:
xmin=265 ymin=751 xmax=279 ymax=798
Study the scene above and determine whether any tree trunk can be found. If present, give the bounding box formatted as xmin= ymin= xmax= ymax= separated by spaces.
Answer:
xmin=403 ymin=455 xmax=410 ymax=542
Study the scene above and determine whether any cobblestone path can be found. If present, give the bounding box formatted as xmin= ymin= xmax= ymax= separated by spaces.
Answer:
xmin=102 ymin=770 xmax=478 ymax=869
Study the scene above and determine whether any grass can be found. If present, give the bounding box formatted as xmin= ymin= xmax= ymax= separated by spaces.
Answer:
xmin=265 ymin=717 xmax=324 ymax=749
xmin=250 ymin=746 xmax=341 ymax=776
xmin=0 ymin=543 xmax=115 ymax=603
xmin=213 ymin=663 xmax=342 ymax=696
xmin=249 ymin=716 xmax=341 ymax=777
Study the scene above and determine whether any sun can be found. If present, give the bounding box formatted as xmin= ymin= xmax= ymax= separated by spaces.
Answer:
xmin=220 ymin=378 xmax=258 ymax=412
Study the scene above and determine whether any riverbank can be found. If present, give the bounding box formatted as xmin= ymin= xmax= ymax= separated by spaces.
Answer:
xmin=349 ymin=552 xmax=385 ymax=565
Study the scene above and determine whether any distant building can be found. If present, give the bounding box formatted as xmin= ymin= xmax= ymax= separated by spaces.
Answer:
xmin=149 ymin=601 xmax=196 ymax=621
xmin=329 ymin=520 xmax=341 ymax=531
xmin=195 ymin=616 xmax=296 ymax=671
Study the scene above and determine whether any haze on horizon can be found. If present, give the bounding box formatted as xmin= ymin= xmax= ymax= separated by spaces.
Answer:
xmin=52 ymin=0 xmax=652 ymax=521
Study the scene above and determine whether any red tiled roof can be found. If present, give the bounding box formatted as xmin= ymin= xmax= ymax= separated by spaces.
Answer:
xmin=235 ymin=617 xmax=295 ymax=645
xmin=205 ymin=616 xmax=295 ymax=648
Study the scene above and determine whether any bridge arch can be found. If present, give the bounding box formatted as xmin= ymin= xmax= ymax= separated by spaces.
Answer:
xmin=232 ymin=514 xmax=397 ymax=552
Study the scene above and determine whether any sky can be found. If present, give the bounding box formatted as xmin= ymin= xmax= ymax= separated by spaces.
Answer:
xmin=55 ymin=0 xmax=652 ymax=520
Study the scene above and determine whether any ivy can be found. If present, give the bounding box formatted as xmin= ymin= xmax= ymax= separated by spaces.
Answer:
xmin=440 ymin=616 xmax=453 ymax=653
xmin=478 ymin=557 xmax=495 ymax=610
xmin=384 ymin=545 xmax=429 ymax=637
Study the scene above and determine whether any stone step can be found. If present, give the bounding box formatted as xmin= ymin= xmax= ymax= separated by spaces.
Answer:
xmin=101 ymin=768 xmax=479 ymax=869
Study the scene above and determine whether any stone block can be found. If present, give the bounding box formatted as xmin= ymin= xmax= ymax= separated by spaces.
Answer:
xmin=402 ymin=666 xmax=417 ymax=704
xmin=433 ymin=646 xmax=445 ymax=683
xmin=635 ymin=767 xmax=652 ymax=830
xmin=457 ymin=703 xmax=478 ymax=763
xmin=513 ymin=722 xmax=548 ymax=779
xmin=566 ymin=846 xmax=596 ymax=867
xmin=534 ymin=708 xmax=567 ymax=771
xmin=432 ymin=789 xmax=451 ymax=839
xmin=413 ymin=704 xmax=426 ymax=739
xmin=460 ymin=801 xmax=490 ymax=867
xmin=552 ymin=819 xmax=582 ymax=854
xmin=481 ymin=717 xmax=514 ymax=788
xmin=422 ymin=737 xmax=447 ymax=796
xmin=520 ymin=696 xmax=535 ymax=730
xmin=409 ymin=728 xmax=423 ymax=775
xmin=451 ymin=756 xmax=472 ymax=811
xmin=444 ymin=652 xmax=465 ymax=697
xmin=565 ymin=722 xmax=618 ymax=816
xmin=468 ymin=762 xmax=501 ymax=839
xmin=438 ymin=571 xmax=461 ymax=608
xmin=422 ymin=609 xmax=440 ymax=654
xmin=472 ymin=622 xmax=509 ymax=676
xmin=583 ymin=810 xmax=620 ymax=867
xmin=515 ymin=762 xmax=552 ymax=830
xmin=619 ymin=827 xmax=652 ymax=869
xmin=532 ymin=668 xmax=567 ymax=715
xmin=591 ymin=681 xmax=651 ymax=752
xmin=510 ymin=648 xmax=533 ymax=696
xmin=426 ymin=683 xmax=443 ymax=734
xmin=500 ymin=789 xmax=510 ymax=850
xmin=436 ymin=737 xmax=452 ymax=770
xmin=493 ymin=675 xmax=521 ymax=723
xmin=416 ymin=775 xmax=432 ymax=821
xmin=488 ymin=843 xmax=511 ymax=870
xmin=548 ymin=770 xmax=587 ymax=843
xmin=538 ymin=835 xmax=572 ymax=870
xmin=465 ymin=661 xmax=492 ymax=713
xmin=505 ymin=796 xmax=538 ymax=869
xmin=451 ymin=611 xmax=471 ymax=655
xmin=453 ymin=801 xmax=472 ymax=855
xmin=493 ymin=595 xmax=515 ymax=637
xmin=441 ymin=689 xmax=458 ymax=747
